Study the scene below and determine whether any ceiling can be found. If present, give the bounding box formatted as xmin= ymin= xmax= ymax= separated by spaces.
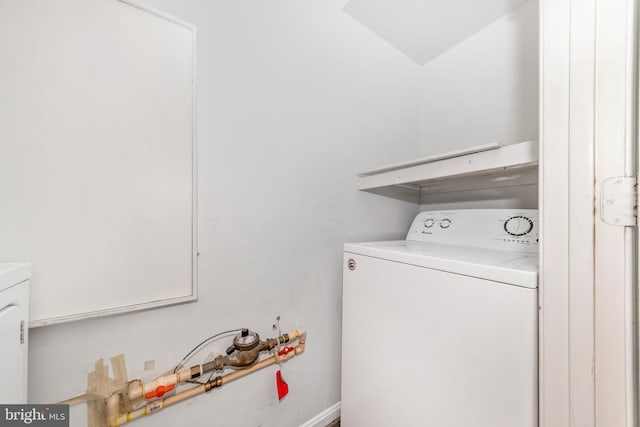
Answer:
xmin=343 ymin=0 xmax=528 ymax=65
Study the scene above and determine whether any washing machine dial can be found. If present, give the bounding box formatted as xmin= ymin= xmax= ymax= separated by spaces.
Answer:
xmin=504 ymin=216 xmax=534 ymax=236
xmin=424 ymin=219 xmax=435 ymax=228
xmin=439 ymin=218 xmax=451 ymax=229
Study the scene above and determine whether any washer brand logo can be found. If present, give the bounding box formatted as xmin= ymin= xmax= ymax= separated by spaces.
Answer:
xmin=0 ymin=405 xmax=68 ymax=426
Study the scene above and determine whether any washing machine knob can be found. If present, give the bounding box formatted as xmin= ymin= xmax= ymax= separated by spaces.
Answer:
xmin=440 ymin=219 xmax=451 ymax=229
xmin=504 ymin=216 xmax=533 ymax=236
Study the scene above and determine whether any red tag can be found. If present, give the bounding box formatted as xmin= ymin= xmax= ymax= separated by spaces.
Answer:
xmin=276 ymin=370 xmax=289 ymax=400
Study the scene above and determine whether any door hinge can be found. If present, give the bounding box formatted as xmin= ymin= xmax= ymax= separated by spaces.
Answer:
xmin=19 ymin=320 xmax=24 ymax=344
xmin=601 ymin=176 xmax=638 ymax=226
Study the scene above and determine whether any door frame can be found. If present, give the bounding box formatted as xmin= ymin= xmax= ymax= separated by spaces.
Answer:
xmin=540 ymin=0 xmax=638 ymax=426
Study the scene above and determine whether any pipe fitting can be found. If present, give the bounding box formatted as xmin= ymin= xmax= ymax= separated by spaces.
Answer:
xmin=205 ymin=376 xmax=223 ymax=392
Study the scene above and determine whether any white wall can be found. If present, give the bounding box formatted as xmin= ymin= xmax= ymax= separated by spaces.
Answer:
xmin=344 ymin=0 xmax=528 ymax=65
xmin=419 ymin=0 xmax=539 ymax=210
xmin=26 ymin=1 xmax=420 ymax=426
xmin=419 ymin=0 xmax=539 ymax=155
xmin=419 ymin=185 xmax=539 ymax=210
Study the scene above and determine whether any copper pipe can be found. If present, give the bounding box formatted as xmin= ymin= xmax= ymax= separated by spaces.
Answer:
xmin=109 ymin=328 xmax=306 ymax=427
xmin=59 ymin=393 xmax=101 ymax=406
xmin=127 ymin=329 xmax=304 ymax=401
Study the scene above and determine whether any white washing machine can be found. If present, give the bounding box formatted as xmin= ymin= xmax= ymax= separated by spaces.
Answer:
xmin=0 ymin=262 xmax=31 ymax=403
xmin=341 ymin=209 xmax=538 ymax=427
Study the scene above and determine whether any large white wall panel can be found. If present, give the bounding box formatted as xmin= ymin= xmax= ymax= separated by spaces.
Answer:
xmin=0 ymin=0 xmax=196 ymax=325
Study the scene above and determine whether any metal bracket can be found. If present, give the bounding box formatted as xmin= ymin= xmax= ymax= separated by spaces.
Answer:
xmin=601 ymin=176 xmax=638 ymax=226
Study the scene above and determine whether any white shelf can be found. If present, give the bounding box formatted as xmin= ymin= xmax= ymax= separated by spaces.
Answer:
xmin=358 ymin=140 xmax=538 ymax=201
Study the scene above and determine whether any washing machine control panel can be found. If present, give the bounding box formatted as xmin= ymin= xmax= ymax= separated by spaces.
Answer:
xmin=407 ymin=209 xmax=539 ymax=253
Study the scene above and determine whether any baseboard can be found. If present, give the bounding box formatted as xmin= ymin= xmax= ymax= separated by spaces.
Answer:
xmin=299 ymin=402 xmax=341 ymax=427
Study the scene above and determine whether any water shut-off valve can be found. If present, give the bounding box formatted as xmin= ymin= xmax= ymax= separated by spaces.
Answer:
xmin=61 ymin=325 xmax=306 ymax=427
xmin=126 ymin=327 xmax=302 ymax=404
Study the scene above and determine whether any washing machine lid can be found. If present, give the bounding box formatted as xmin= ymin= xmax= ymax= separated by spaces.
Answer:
xmin=344 ymin=241 xmax=538 ymax=289
xmin=0 ymin=263 xmax=31 ymax=293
